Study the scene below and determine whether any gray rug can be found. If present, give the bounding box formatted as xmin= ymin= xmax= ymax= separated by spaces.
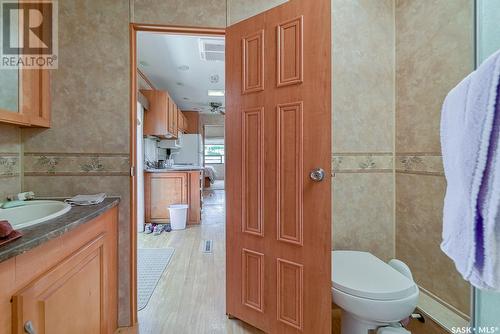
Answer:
xmin=137 ymin=248 xmax=175 ymax=311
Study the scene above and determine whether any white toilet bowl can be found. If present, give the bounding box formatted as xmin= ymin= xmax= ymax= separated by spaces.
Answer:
xmin=332 ymin=251 xmax=419 ymax=334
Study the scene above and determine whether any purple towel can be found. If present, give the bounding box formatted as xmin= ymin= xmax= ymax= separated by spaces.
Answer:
xmin=441 ymin=49 xmax=500 ymax=290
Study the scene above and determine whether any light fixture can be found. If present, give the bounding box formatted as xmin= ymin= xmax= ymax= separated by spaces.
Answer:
xmin=208 ymin=90 xmax=225 ymax=97
xmin=209 ymin=74 xmax=220 ymax=83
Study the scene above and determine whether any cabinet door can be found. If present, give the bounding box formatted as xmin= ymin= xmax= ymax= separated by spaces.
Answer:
xmin=167 ymin=97 xmax=175 ymax=136
xmin=177 ymin=110 xmax=184 ymax=133
xmin=12 ymin=236 xmax=107 ymax=334
xmin=187 ymin=171 xmax=202 ymax=224
xmin=172 ymin=105 xmax=178 ymax=136
xmin=148 ymin=173 xmax=188 ymax=221
xmin=22 ymin=69 xmax=51 ymax=127
xmin=182 ymin=113 xmax=188 ymax=133
xmin=142 ymin=90 xmax=169 ymax=136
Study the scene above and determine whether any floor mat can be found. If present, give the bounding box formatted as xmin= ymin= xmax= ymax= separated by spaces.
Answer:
xmin=137 ymin=248 xmax=174 ymax=311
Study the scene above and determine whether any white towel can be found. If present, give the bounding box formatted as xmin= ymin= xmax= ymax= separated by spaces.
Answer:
xmin=440 ymin=49 xmax=500 ymax=290
xmin=65 ymin=193 xmax=106 ymax=206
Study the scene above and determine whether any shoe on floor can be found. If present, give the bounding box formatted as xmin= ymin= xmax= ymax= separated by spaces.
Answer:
xmin=153 ymin=224 xmax=164 ymax=235
xmin=144 ymin=223 xmax=153 ymax=234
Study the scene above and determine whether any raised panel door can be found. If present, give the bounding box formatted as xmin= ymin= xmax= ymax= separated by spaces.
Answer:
xmin=226 ymin=0 xmax=331 ymax=332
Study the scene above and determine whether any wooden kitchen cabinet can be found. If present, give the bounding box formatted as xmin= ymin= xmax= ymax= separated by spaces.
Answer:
xmin=142 ymin=90 xmax=169 ymax=137
xmin=183 ymin=111 xmax=200 ymax=134
xmin=0 ymin=207 xmax=118 ymax=334
xmin=145 ymin=172 xmax=188 ymax=223
xmin=145 ymin=171 xmax=202 ymax=225
xmin=142 ymin=89 xmax=179 ymax=138
xmin=177 ymin=110 xmax=184 ymax=132
xmin=177 ymin=110 xmax=189 ymax=134
xmin=168 ymin=97 xmax=176 ymax=136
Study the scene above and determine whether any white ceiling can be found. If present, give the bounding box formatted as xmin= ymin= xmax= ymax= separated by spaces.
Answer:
xmin=137 ymin=32 xmax=225 ymax=114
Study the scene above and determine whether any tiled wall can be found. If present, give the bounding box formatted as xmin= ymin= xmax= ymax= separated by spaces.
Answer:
xmin=21 ymin=0 xmax=131 ymax=325
xmin=0 ymin=125 xmax=21 ymax=201
xmin=0 ymin=0 xmax=474 ymax=327
xmin=13 ymin=0 xmax=234 ymax=327
xmin=332 ymin=0 xmax=396 ymax=261
xmin=395 ymin=0 xmax=474 ymax=316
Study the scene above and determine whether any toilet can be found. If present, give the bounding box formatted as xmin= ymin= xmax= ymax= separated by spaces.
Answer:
xmin=332 ymin=251 xmax=419 ymax=334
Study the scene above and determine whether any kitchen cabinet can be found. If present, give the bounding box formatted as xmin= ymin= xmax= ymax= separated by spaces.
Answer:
xmin=183 ymin=111 xmax=200 ymax=134
xmin=0 ymin=69 xmax=50 ymax=127
xmin=177 ymin=110 xmax=184 ymax=133
xmin=145 ymin=171 xmax=202 ymax=225
xmin=168 ymin=97 xmax=177 ymax=136
xmin=142 ymin=89 xmax=179 ymax=138
xmin=0 ymin=206 xmax=118 ymax=334
xmin=177 ymin=109 xmax=188 ymax=133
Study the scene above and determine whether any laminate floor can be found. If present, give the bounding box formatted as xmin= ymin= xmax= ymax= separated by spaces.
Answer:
xmin=136 ymin=190 xmax=262 ymax=334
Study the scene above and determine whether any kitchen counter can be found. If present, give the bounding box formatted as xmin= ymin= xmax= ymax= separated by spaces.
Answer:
xmin=0 ymin=197 xmax=120 ymax=263
xmin=145 ymin=167 xmax=204 ymax=172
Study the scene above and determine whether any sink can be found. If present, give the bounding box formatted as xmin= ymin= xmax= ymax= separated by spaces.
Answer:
xmin=0 ymin=200 xmax=71 ymax=229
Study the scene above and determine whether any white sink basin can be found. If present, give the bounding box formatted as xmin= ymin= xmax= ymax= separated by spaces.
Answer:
xmin=0 ymin=200 xmax=71 ymax=229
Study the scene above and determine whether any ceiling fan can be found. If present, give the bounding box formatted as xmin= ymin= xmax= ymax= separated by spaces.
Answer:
xmin=209 ymin=102 xmax=225 ymax=115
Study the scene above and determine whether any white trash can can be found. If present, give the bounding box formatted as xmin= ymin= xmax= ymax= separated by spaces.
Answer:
xmin=169 ymin=204 xmax=189 ymax=230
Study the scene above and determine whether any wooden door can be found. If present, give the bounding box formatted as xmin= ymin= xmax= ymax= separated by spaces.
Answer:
xmin=12 ymin=236 xmax=107 ymax=334
xmin=145 ymin=173 xmax=188 ymax=222
xmin=226 ymin=0 xmax=331 ymax=332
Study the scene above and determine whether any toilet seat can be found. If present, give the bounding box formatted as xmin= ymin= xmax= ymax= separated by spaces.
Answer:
xmin=332 ymin=251 xmax=417 ymax=301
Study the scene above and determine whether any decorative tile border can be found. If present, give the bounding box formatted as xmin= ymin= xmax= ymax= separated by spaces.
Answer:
xmin=19 ymin=152 xmax=443 ymax=176
xmin=0 ymin=153 xmax=20 ymax=177
xmin=332 ymin=153 xmax=393 ymax=173
xmin=395 ymin=153 xmax=444 ymax=176
xmin=24 ymin=153 xmax=130 ymax=176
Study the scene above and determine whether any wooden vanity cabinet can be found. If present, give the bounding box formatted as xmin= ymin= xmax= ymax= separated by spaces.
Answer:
xmin=145 ymin=171 xmax=201 ymax=225
xmin=0 ymin=207 xmax=118 ymax=334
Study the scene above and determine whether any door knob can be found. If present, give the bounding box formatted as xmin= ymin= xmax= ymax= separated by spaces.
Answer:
xmin=309 ymin=168 xmax=325 ymax=182
xmin=24 ymin=321 xmax=36 ymax=334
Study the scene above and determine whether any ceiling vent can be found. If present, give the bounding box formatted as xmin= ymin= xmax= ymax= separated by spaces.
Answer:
xmin=199 ymin=38 xmax=225 ymax=62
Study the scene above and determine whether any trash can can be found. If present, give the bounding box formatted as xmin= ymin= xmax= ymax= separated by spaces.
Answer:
xmin=169 ymin=204 xmax=189 ymax=230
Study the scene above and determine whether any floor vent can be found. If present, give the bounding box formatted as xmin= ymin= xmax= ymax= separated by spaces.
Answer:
xmin=201 ymin=240 xmax=213 ymax=253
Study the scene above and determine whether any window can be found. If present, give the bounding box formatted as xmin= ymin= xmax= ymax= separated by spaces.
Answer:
xmin=204 ymin=144 xmax=225 ymax=164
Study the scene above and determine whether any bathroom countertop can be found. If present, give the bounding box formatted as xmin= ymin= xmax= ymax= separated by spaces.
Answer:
xmin=0 ymin=197 xmax=120 ymax=263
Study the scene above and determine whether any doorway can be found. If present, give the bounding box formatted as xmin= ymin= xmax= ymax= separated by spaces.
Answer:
xmin=129 ymin=1 xmax=331 ymax=331
xmin=131 ymin=24 xmax=263 ymax=333
xmin=203 ymin=124 xmax=225 ymax=190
